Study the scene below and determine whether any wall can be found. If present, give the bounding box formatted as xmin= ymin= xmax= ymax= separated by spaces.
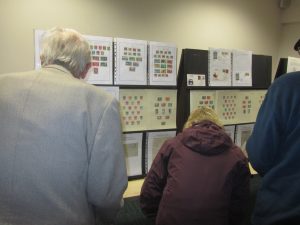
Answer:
xmin=278 ymin=0 xmax=300 ymax=59
xmin=0 ymin=0 xmax=283 ymax=77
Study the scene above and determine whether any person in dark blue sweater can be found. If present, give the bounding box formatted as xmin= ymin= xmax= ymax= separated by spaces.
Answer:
xmin=247 ymin=69 xmax=300 ymax=225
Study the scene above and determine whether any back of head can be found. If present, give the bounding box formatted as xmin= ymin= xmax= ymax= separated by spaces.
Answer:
xmin=183 ymin=107 xmax=223 ymax=129
xmin=294 ymin=38 xmax=300 ymax=52
xmin=40 ymin=27 xmax=91 ymax=78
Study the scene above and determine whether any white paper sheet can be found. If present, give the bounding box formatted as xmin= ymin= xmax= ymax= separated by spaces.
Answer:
xmin=34 ymin=29 xmax=46 ymax=69
xmin=224 ymin=125 xmax=235 ymax=142
xmin=98 ymin=86 xmax=119 ymax=100
xmin=235 ymin=123 xmax=254 ymax=158
xmin=287 ymin=56 xmax=300 ymax=73
xmin=148 ymin=41 xmax=177 ymax=86
xmin=146 ymin=130 xmax=176 ymax=172
xmin=114 ymin=38 xmax=148 ymax=85
xmin=84 ymin=35 xmax=113 ymax=85
xmin=123 ymin=133 xmax=143 ymax=177
xmin=232 ymin=49 xmax=252 ymax=86
xmin=208 ymin=48 xmax=232 ymax=86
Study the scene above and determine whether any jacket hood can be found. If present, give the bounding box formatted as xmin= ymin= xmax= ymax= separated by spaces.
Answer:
xmin=180 ymin=120 xmax=233 ymax=156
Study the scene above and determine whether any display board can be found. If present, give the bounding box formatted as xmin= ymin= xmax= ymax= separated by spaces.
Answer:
xmin=177 ymin=48 xmax=272 ymax=131
xmin=177 ymin=48 xmax=271 ymax=175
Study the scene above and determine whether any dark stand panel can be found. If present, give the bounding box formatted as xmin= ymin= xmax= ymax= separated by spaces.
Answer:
xmin=177 ymin=49 xmax=208 ymax=132
xmin=252 ymin=54 xmax=272 ymax=88
xmin=274 ymin=58 xmax=288 ymax=79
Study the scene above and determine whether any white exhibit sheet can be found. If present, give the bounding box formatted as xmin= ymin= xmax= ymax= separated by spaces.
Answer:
xmin=208 ymin=48 xmax=232 ymax=86
xmin=235 ymin=123 xmax=254 ymax=158
xmin=232 ymin=49 xmax=252 ymax=87
xmin=84 ymin=35 xmax=113 ymax=85
xmin=287 ymin=56 xmax=300 ymax=73
xmin=114 ymin=38 xmax=148 ymax=85
xmin=148 ymin=41 xmax=177 ymax=86
xmin=145 ymin=130 xmax=176 ymax=172
xmin=123 ymin=133 xmax=143 ymax=177
xmin=34 ymin=29 xmax=45 ymax=69
xmin=224 ymin=125 xmax=235 ymax=142
xmin=98 ymin=86 xmax=119 ymax=100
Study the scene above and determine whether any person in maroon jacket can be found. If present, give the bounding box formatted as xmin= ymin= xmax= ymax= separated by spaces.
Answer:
xmin=140 ymin=107 xmax=250 ymax=225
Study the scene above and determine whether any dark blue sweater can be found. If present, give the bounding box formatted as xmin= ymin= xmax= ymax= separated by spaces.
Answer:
xmin=247 ymin=71 xmax=300 ymax=225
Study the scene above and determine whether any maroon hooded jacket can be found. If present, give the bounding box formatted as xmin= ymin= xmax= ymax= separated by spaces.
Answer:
xmin=140 ymin=121 xmax=250 ymax=225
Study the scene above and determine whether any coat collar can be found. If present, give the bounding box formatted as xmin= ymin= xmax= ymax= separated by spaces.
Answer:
xmin=42 ymin=64 xmax=73 ymax=77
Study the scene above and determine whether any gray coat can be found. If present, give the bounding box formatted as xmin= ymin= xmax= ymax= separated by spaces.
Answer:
xmin=0 ymin=65 xmax=128 ymax=225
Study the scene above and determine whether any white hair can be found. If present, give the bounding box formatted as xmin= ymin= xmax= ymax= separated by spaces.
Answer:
xmin=40 ymin=27 xmax=91 ymax=78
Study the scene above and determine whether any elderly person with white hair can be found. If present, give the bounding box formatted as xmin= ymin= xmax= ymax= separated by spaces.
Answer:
xmin=0 ymin=27 xmax=127 ymax=225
